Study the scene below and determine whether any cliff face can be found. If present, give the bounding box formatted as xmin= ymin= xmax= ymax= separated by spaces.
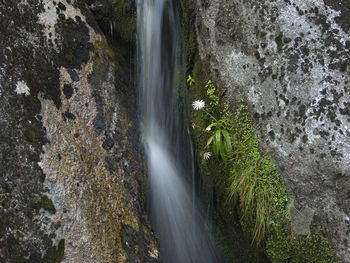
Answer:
xmin=0 ymin=0 xmax=159 ymax=262
xmin=193 ymin=0 xmax=350 ymax=261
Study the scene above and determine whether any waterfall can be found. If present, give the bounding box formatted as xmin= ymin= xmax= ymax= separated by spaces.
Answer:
xmin=137 ymin=0 xmax=220 ymax=262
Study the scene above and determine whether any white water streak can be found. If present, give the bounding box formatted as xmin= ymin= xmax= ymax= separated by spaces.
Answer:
xmin=137 ymin=0 xmax=219 ymax=262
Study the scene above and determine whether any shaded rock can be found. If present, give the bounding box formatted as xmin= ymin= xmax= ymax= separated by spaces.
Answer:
xmin=0 ymin=0 xmax=158 ymax=262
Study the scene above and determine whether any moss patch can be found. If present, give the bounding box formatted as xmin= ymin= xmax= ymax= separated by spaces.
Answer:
xmin=178 ymin=0 xmax=196 ymax=67
xmin=43 ymin=239 xmax=65 ymax=263
xmin=24 ymin=129 xmax=37 ymax=142
xmin=90 ymin=0 xmax=136 ymax=43
xmin=94 ymin=37 xmax=116 ymax=61
xmin=38 ymin=196 xmax=56 ymax=214
xmin=110 ymin=0 xmax=136 ymax=43
xmin=266 ymin=222 xmax=339 ymax=263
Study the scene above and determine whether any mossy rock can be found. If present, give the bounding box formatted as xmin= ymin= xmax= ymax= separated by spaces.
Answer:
xmin=89 ymin=0 xmax=136 ymax=43
xmin=43 ymin=239 xmax=65 ymax=263
xmin=24 ymin=129 xmax=37 ymax=142
xmin=266 ymin=229 xmax=339 ymax=263
xmin=38 ymin=196 xmax=56 ymax=214
xmin=178 ymin=0 xmax=196 ymax=67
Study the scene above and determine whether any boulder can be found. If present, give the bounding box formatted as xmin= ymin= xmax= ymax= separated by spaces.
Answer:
xmin=0 ymin=0 xmax=159 ymax=262
xmin=194 ymin=0 xmax=350 ymax=261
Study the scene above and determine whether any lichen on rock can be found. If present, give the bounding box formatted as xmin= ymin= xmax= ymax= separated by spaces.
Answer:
xmin=0 ymin=0 xmax=158 ymax=262
xmin=191 ymin=0 xmax=350 ymax=261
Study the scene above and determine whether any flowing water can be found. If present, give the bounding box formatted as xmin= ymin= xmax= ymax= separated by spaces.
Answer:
xmin=137 ymin=0 xmax=220 ymax=262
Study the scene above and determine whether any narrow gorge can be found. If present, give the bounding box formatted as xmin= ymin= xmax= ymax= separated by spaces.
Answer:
xmin=0 ymin=0 xmax=349 ymax=263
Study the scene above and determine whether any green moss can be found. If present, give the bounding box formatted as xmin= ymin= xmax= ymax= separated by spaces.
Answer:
xmin=111 ymin=0 xmax=136 ymax=42
xmin=93 ymin=0 xmax=136 ymax=43
xmin=179 ymin=0 xmax=196 ymax=64
xmin=24 ymin=129 xmax=37 ymax=142
xmin=64 ymin=52 xmax=75 ymax=65
xmin=38 ymin=196 xmax=56 ymax=214
xmin=266 ymin=222 xmax=339 ymax=263
xmin=227 ymin=103 xmax=289 ymax=244
xmin=92 ymin=37 xmax=122 ymax=68
xmin=94 ymin=37 xmax=116 ymax=61
xmin=43 ymin=239 xmax=65 ymax=263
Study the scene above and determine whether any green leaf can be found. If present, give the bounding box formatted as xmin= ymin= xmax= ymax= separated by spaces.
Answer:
xmin=220 ymin=139 xmax=226 ymax=160
xmin=206 ymin=134 xmax=215 ymax=149
xmin=213 ymin=130 xmax=221 ymax=157
xmin=222 ymin=129 xmax=232 ymax=154
xmin=187 ymin=75 xmax=194 ymax=86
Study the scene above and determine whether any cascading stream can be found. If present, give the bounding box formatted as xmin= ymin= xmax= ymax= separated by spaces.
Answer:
xmin=137 ymin=0 xmax=220 ymax=262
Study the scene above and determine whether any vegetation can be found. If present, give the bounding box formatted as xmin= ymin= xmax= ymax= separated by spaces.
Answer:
xmin=38 ymin=196 xmax=56 ymax=214
xmin=190 ymin=75 xmax=288 ymax=244
xmin=43 ymin=239 xmax=65 ymax=263
xmin=24 ymin=128 xmax=37 ymax=142
xmin=266 ymin=223 xmax=338 ymax=263
xmin=188 ymin=72 xmax=338 ymax=262
xmin=110 ymin=0 xmax=136 ymax=42
xmin=92 ymin=0 xmax=136 ymax=43
xmin=178 ymin=0 xmax=196 ymax=66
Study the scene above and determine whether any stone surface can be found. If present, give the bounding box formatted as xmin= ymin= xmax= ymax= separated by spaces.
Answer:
xmin=288 ymin=200 xmax=315 ymax=236
xmin=193 ymin=0 xmax=350 ymax=261
xmin=0 ymin=0 xmax=159 ymax=262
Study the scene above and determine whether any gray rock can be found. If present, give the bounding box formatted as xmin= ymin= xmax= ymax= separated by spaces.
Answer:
xmin=194 ymin=0 xmax=350 ymax=261
xmin=288 ymin=200 xmax=315 ymax=236
xmin=0 ymin=0 xmax=158 ymax=262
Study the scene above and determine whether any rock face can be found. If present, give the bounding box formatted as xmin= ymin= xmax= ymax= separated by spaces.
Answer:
xmin=0 ymin=0 xmax=159 ymax=262
xmin=193 ymin=0 xmax=350 ymax=261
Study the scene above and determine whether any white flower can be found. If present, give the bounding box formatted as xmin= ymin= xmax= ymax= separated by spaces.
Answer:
xmin=206 ymin=127 xmax=211 ymax=131
xmin=192 ymin=100 xmax=205 ymax=110
xmin=203 ymin=152 xmax=212 ymax=160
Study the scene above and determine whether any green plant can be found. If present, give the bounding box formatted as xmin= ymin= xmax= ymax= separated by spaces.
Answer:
xmin=226 ymin=103 xmax=289 ymax=244
xmin=187 ymin=74 xmax=195 ymax=87
xmin=189 ymin=76 xmax=288 ymax=244
xmin=206 ymin=126 xmax=232 ymax=160
xmin=188 ymin=74 xmax=337 ymax=262
xmin=190 ymin=77 xmax=232 ymax=160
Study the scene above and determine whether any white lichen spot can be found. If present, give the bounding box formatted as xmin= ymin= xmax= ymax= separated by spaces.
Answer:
xmin=38 ymin=0 xmax=94 ymax=48
xmin=15 ymin=81 xmax=30 ymax=96
xmin=38 ymin=0 xmax=60 ymax=47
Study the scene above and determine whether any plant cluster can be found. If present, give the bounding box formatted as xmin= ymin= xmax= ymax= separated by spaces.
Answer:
xmin=188 ymin=75 xmax=338 ymax=262
xmin=189 ymin=75 xmax=288 ymax=244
